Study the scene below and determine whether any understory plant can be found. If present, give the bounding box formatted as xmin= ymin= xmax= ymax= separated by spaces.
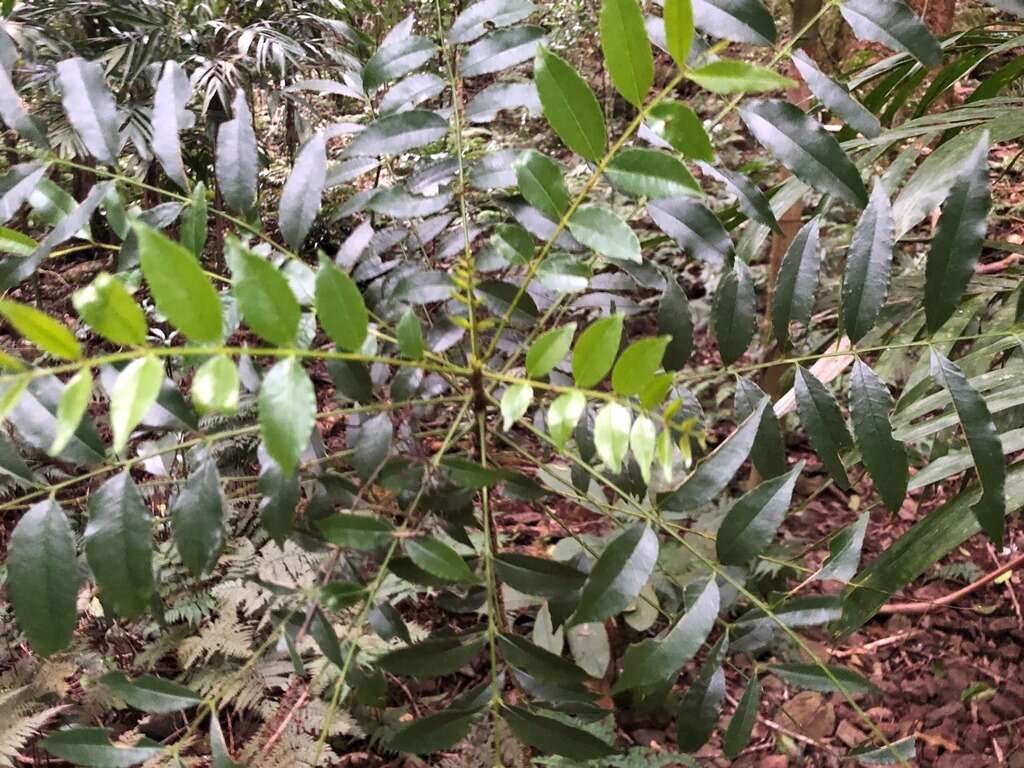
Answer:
xmin=0 ymin=0 xmax=1022 ymax=765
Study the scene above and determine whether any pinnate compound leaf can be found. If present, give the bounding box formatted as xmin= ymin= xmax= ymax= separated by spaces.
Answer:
xmin=699 ymin=163 xmax=779 ymax=232
xmin=0 ymin=298 xmax=80 ymax=360
xmin=216 ymin=90 xmax=258 ymax=215
xmin=258 ymin=357 xmax=315 ymax=476
xmin=171 ymin=458 xmax=224 ymax=576
xmin=56 ymin=57 xmax=119 ymax=165
xmin=594 ymin=401 xmax=632 ymax=473
xmin=363 ymin=33 xmax=436 ymax=91
xmin=527 ymin=323 xmax=575 ymax=378
xmin=378 ymin=635 xmax=486 ymax=678
xmin=396 ymin=310 xmax=424 ymax=359
xmin=99 ymin=672 xmax=201 ymax=713
xmin=717 ymin=462 xmax=802 ymax=565
xmin=0 ymin=61 xmax=47 ymax=149
xmin=849 ymin=361 xmax=908 ymax=514
xmin=599 ymin=0 xmax=653 ymax=107
xmin=110 ymin=356 xmax=163 ymax=454
xmin=569 ymin=523 xmax=658 ymax=625
xmin=630 ymin=414 xmax=657 ymax=483
xmin=740 ymin=99 xmax=868 ymax=208
xmin=137 ymin=223 xmax=222 ymax=343
xmin=612 ymin=337 xmax=669 ymax=396
xmin=688 ymin=59 xmax=794 ymax=94
xmin=791 ymin=50 xmax=880 ymax=138
xmin=925 ymin=131 xmax=991 ymax=333
xmin=502 ymin=705 xmax=617 ymax=760
xmin=930 ymin=350 xmax=1006 ymax=544
xmin=226 ymin=238 xmax=300 ymax=347
xmin=771 ymin=217 xmax=820 ymax=349
xmin=795 ymin=366 xmax=852 ymax=488
xmin=315 ymin=258 xmax=368 ymax=352
xmin=646 ymin=101 xmax=714 ymax=162
xmin=84 ymin=472 xmax=153 ymax=619
xmin=450 ymin=0 xmax=537 ymax=43
xmin=279 ymin=132 xmax=327 ymax=250
xmin=817 ymin=511 xmax=868 ymax=583
xmin=693 ymin=0 xmax=776 ymax=46
xmin=647 ymin=197 xmax=731 ymax=266
xmin=460 ymin=26 xmax=544 ymax=77
xmin=8 ymin=498 xmax=78 ymax=656
xmin=842 ymin=183 xmax=895 ymax=343
xmin=73 ymin=272 xmax=147 ymax=347
xmin=494 ymin=552 xmax=587 ymax=597
xmin=572 ymin=314 xmax=623 ymax=388
xmin=839 ymin=0 xmax=942 ymax=68
xmin=723 ymin=675 xmax=761 ymax=758
xmin=534 ymin=46 xmax=606 ymax=162
xmin=664 ymin=0 xmax=695 ymax=68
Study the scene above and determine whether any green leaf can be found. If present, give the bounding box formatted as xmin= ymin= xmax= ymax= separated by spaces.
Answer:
xmin=363 ymin=32 xmax=436 ymax=91
xmin=171 ymin=458 xmax=224 ymax=576
xmin=49 ymin=369 xmax=93 ymax=457
xmin=568 ymin=205 xmax=642 ymax=263
xmin=630 ymin=414 xmax=657 ymax=483
xmin=216 ymin=90 xmax=258 ymax=216
xmin=515 ymin=149 xmax=570 ymax=221
xmin=192 ymin=355 xmax=239 ymax=415
xmin=646 ymin=101 xmax=714 ymax=162
xmin=548 ymin=390 xmax=586 ymax=450
xmin=315 ymin=258 xmax=368 ymax=352
xmin=0 ymin=60 xmax=47 ymax=149
xmin=677 ymin=635 xmax=728 ymax=751
xmin=0 ymin=299 xmax=81 ymax=360
xmin=572 ymin=315 xmax=623 ymax=388
xmin=700 ymin=163 xmax=780 ymax=232
xmin=771 ymin=217 xmax=820 ymax=349
xmin=850 ymin=735 xmax=917 ymax=765
xmin=839 ymin=0 xmax=942 ymax=68
xmin=406 ymin=536 xmax=476 ymax=582
xmin=42 ymin=728 xmax=161 ymax=767
xmin=842 ymin=183 xmax=894 ymax=343
xmin=768 ymin=664 xmax=880 ymax=696
xmin=930 ymin=350 xmax=1006 ymax=544
xmin=717 ymin=462 xmax=802 ymax=565
xmin=735 ymin=376 xmax=787 ymax=478
xmin=739 ymin=99 xmax=868 ymax=208
xmin=791 ymin=50 xmax=880 ymax=138
xmin=226 ymin=238 xmax=299 ymax=346
xmin=711 ymin=259 xmax=755 ymax=365
xmin=461 ymin=26 xmax=545 ymax=77
xmin=693 ymin=0 xmax=776 ymax=46
xmin=599 ymin=0 xmax=653 ymax=107
xmin=613 ymin=578 xmax=718 ymax=691
xmin=501 ymin=382 xmax=533 ymax=430
xmin=396 ymin=310 xmax=424 ymax=359
xmin=849 ymin=360 xmax=908 ymax=514
xmin=612 ymin=336 xmax=670 ymax=396
xmin=655 ymin=280 xmax=694 ymax=375
xmin=56 ymin=57 xmax=119 ymax=165
xmin=569 ymin=523 xmax=658 ymax=625
xmin=73 ymin=272 xmax=147 ymax=347
xmin=0 ymin=226 xmax=38 ymax=256
xmin=151 ymin=60 xmax=191 ymax=190
xmin=498 ymin=634 xmax=591 ymax=685
xmin=723 ymin=675 xmax=761 ymax=759
xmin=180 ymin=182 xmax=208 ymax=256
xmin=378 ymin=634 xmax=486 ymax=678
xmin=501 ymin=705 xmax=617 ymax=760
xmin=7 ymin=498 xmax=77 ymax=656
xmin=100 ymin=672 xmax=201 ymax=713
xmin=594 ymin=401 xmax=632 ymax=473
xmin=317 ymin=513 xmax=393 ymax=550
xmin=527 ymin=323 xmax=575 ymax=378
xmin=84 ymin=472 xmax=153 ymax=619
xmin=604 ymin=148 xmax=700 ymax=199
xmin=258 ymin=357 xmax=315 ymax=476
xmin=211 ymin=712 xmax=244 ymax=768
xmin=534 ymin=46 xmax=606 ymax=162
xmin=925 ymin=131 xmax=991 ymax=333
xmin=110 ymin=356 xmax=163 ymax=454
xmin=648 ymin=197 xmax=731 ymax=266
xmin=795 ymin=366 xmax=852 ymax=488
xmin=137 ymin=223 xmax=222 ymax=343
xmin=664 ymin=0 xmax=695 ymax=68
xmin=450 ymin=0 xmax=537 ymax=43
xmin=346 ymin=110 xmax=448 ymax=157
xmin=279 ymin=133 xmax=326 ymax=250
xmin=494 ymin=552 xmax=587 ymax=597
xmin=491 ymin=223 xmax=535 ymax=265
xmin=350 ymin=412 xmax=392 ymax=482
xmin=688 ymin=59 xmax=794 ymax=94
xmin=662 ymin=397 xmax=766 ymax=513
xmin=389 ymin=709 xmax=482 ymax=754
xmin=817 ymin=511 xmax=869 ymax=583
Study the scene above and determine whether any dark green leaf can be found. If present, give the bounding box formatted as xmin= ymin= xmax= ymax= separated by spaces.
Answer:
xmin=612 ymin=336 xmax=670 ymax=396
xmin=317 ymin=513 xmax=393 ymax=550
xmin=605 ymin=148 xmax=700 ymax=199
xmin=8 ymin=498 xmax=77 ymax=656
xmin=6 ymin=375 xmax=104 ymax=466
xmin=818 ymin=511 xmax=869 ymax=583
xmin=396 ymin=310 xmax=424 ymax=359
xmin=389 ymin=709 xmax=482 ymax=754
xmin=768 ymin=664 xmax=880 ymax=695
xmin=599 ymin=0 xmax=653 ymax=107
xmin=688 ymin=59 xmax=794 ymax=94
xmin=717 ymin=462 xmax=802 ymax=565
xmin=502 ymin=706 xmax=617 ymax=759
xmin=569 ymin=523 xmax=658 ymax=625
xmin=572 ymin=314 xmax=623 ymax=388
xmin=406 ymin=536 xmax=476 ymax=582
xmin=378 ymin=634 xmax=486 ymax=677
xmin=771 ymin=217 xmax=820 ymax=349
xmin=723 ymin=675 xmax=761 ymax=758
xmin=659 ymin=277 xmax=694 ymax=370
xmin=677 ymin=635 xmax=728 ymax=752
xmin=258 ymin=451 xmax=299 ymax=544
xmin=791 ymin=50 xmax=880 ymax=138
xmin=350 ymin=412 xmax=392 ymax=481
xmin=648 ymin=198 xmax=731 ymax=266
xmin=494 ymin=552 xmax=587 ymax=597
xmin=850 ymin=360 xmax=908 ymax=514
xmin=461 ymin=26 xmax=544 ymax=77
xmin=842 ymin=183 xmax=894 ymax=343
xmin=515 ymin=149 xmax=570 ymax=221
xmin=363 ymin=32 xmax=435 ymax=92
xmin=712 ymin=259 xmax=755 ymax=365
xmin=226 ymin=238 xmax=300 ymax=346
xmin=498 ymin=634 xmax=590 ymax=685
xmin=258 ymin=357 xmax=315 ymax=476
xmin=73 ymin=272 xmax=147 ymax=347
xmin=568 ymin=205 xmax=641 ymax=263
xmin=180 ymin=182 xmax=208 ymax=256
xmin=535 ymin=46 xmax=606 ymax=162
xmin=839 ymin=0 xmax=942 ymax=68
xmin=171 ymin=458 xmax=223 ymax=576
xmin=646 ymin=101 xmax=714 ymax=162
xmin=699 ymin=163 xmax=780 ymax=232
xmin=216 ymin=90 xmax=258 ymax=216
xmin=56 ymin=57 xmax=119 ymax=165
xmin=527 ymin=323 xmax=576 ymax=378
xmin=279 ymin=133 xmax=326 ymax=249
xmin=100 ymin=672 xmax=201 ymax=713
xmin=84 ymin=472 xmax=153 ymax=619
xmin=735 ymin=376 xmax=787 ymax=478
xmin=795 ymin=366 xmax=852 ymax=488
xmin=693 ymin=0 xmax=776 ymax=46
xmin=346 ymin=110 xmax=448 ymax=157
xmin=42 ymin=728 xmax=160 ymax=767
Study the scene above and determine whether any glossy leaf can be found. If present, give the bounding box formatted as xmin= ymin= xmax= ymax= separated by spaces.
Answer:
xmin=73 ymin=272 xmax=147 ymax=347
xmin=723 ymin=675 xmax=761 ymax=758
xmin=171 ymin=458 xmax=224 ymax=576
xmin=501 ymin=382 xmax=533 ymax=430
xmin=795 ymin=366 xmax=852 ymax=488
xmin=771 ymin=217 xmax=820 ymax=349
xmin=0 ymin=299 xmax=81 ymax=360
xmin=192 ymin=355 xmax=239 ymax=415
xmin=842 ymin=183 xmax=894 ymax=343
xmin=677 ymin=635 xmax=728 ymax=751
xmin=279 ymin=133 xmax=326 ymax=250
xmin=717 ymin=462 xmax=802 ymax=565
xmin=216 ymin=90 xmax=258 ymax=215
xmin=378 ymin=634 xmax=486 ymax=678
xmin=110 ymin=356 xmax=163 ymax=454
xmin=568 ymin=205 xmax=641 ymax=263
xmin=363 ymin=32 xmax=436 ymax=92
xmin=461 ymin=26 xmax=544 ymax=77
xmin=0 ymin=62 xmax=47 ymax=149
xmin=599 ymin=0 xmax=653 ymax=107
xmin=450 ymin=0 xmax=537 ymax=43
xmin=646 ymin=101 xmax=714 ymax=162
xmin=572 ymin=314 xmax=623 ymax=388
xmin=699 ymin=163 xmax=780 ymax=232
xmin=389 ymin=709 xmax=481 ymax=754
xmin=502 ymin=705 xmax=617 ymax=760
xmin=345 ymin=110 xmax=447 ymax=157
xmin=648 ymin=197 xmax=731 ymax=266
xmin=849 ymin=360 xmax=908 ymax=514
xmin=100 ymin=672 xmax=201 ymax=713
xmin=406 ymin=537 xmax=476 ymax=582
xmin=534 ymin=46 xmax=606 ymax=162
xmin=318 ymin=513 xmax=393 ymax=550
xmin=316 ymin=259 xmax=368 ymax=352
xmin=152 ymin=61 xmax=192 ymax=190
xmin=839 ymin=0 xmax=942 ymax=68
xmin=515 ymin=149 xmax=570 ymax=221
xmin=817 ymin=511 xmax=869 ymax=583
xmin=495 ymin=552 xmax=587 ymax=597
xmin=226 ymin=238 xmax=300 ymax=347
xmin=527 ymin=323 xmax=575 ymax=378
xmin=258 ymin=357 xmax=315 ymax=476
xmin=594 ymin=401 xmax=632 ymax=473
xmin=42 ymin=728 xmax=161 ymax=767
xmin=498 ymin=634 xmax=590 ymax=685
xmin=791 ymin=50 xmax=880 ymax=138
xmin=605 ymin=148 xmax=700 ymax=199
xmin=769 ymin=664 xmax=880 ymax=696
xmin=658 ymin=277 xmax=694 ymax=370
xmin=735 ymin=376 xmax=786 ymax=478
xmin=569 ymin=523 xmax=658 ymax=625
xmin=711 ymin=259 xmax=755 ymax=365
xmin=688 ymin=59 xmax=794 ymax=94
xmin=396 ymin=310 xmax=424 ymax=359
xmin=664 ymin=0 xmax=695 ymax=68
xmin=56 ymin=57 xmax=119 ymax=165
xmin=693 ymin=0 xmax=776 ymax=46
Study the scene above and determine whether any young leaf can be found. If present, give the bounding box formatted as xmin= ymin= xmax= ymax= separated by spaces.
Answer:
xmin=572 ymin=314 xmax=623 ymax=388
xmin=604 ymin=148 xmax=700 ymax=199
xmin=315 ymin=259 xmax=368 ymax=352
xmin=594 ymin=401 xmax=632 ymax=473
xmin=849 ymin=360 xmax=908 ymax=514
xmin=646 ymin=101 xmax=714 ymax=162
xmin=925 ymin=131 xmax=991 ymax=333
xmin=664 ymin=0 xmax=695 ymax=68
xmin=502 ymin=705 xmax=617 ymax=760
xmin=630 ymin=414 xmax=657 ymax=483
xmin=0 ymin=299 xmax=81 ymax=360
xmin=84 ymin=472 xmax=154 ymax=619
xmin=7 ymin=498 xmax=78 ymax=656
xmin=110 ymin=356 xmax=163 ymax=454
xmin=711 ymin=259 xmax=755 ymax=365
xmin=216 ymin=90 xmax=258 ymax=215
xmin=534 ymin=46 xmax=606 ymax=162
xmin=50 ymin=369 xmax=93 ymax=456
xmin=345 ymin=110 xmax=448 ymax=157
xmin=599 ymin=0 xmax=653 ymax=107
xmin=692 ymin=0 xmax=776 ymax=47
xmin=279 ymin=133 xmax=327 ymax=250
xmin=930 ymin=350 xmax=1006 ymax=544
xmin=171 ymin=458 xmax=224 ymax=576
xmin=791 ymin=50 xmax=881 ymax=138
xmin=226 ymin=238 xmax=300 ymax=347
xmin=137 ymin=223 xmax=222 ymax=343
xmin=569 ymin=523 xmax=658 ymax=625
xmin=73 ymin=272 xmax=147 ymax=347
xmin=56 ymin=57 xmax=120 ymax=165
xmin=723 ymin=675 xmax=761 ymax=758
xmin=515 ymin=149 xmax=571 ymax=221
xmin=389 ymin=709 xmax=482 ymax=754
xmin=548 ymin=391 xmax=586 ymax=450
xmin=528 ymin=323 xmax=576 ymax=378
xmin=739 ymin=99 xmax=868 ymax=208
xmin=396 ymin=310 xmax=424 ymax=359
xmin=612 ymin=336 xmax=670 ymax=396
xmin=842 ymin=183 xmax=895 ymax=343
xmin=192 ymin=355 xmax=239 ymax=415
xmin=568 ymin=205 xmax=642 ymax=263
xmin=99 ymin=672 xmax=201 ymax=713
xmin=258 ymin=357 xmax=315 ymax=476
xmin=688 ymin=59 xmax=794 ymax=94
xmin=717 ymin=462 xmax=802 ymax=565
xmin=406 ymin=537 xmax=476 ymax=583
xmin=795 ymin=366 xmax=852 ymax=488
xmin=839 ymin=0 xmax=942 ymax=68
xmin=152 ymin=60 xmax=192 ymax=191
xmin=771 ymin=217 xmax=820 ymax=349
xmin=501 ymin=383 xmax=533 ymax=430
